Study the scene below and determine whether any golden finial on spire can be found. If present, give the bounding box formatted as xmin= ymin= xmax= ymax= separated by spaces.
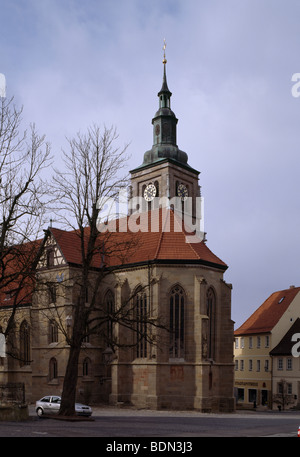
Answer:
xmin=163 ymin=38 xmax=167 ymax=64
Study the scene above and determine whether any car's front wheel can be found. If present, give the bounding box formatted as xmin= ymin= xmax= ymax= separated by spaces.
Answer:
xmin=36 ymin=407 xmax=44 ymax=417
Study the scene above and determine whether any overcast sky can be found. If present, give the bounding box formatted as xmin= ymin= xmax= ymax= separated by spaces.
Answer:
xmin=1 ymin=0 xmax=300 ymax=328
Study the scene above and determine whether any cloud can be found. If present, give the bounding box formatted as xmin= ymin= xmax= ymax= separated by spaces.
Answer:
xmin=1 ymin=0 xmax=300 ymax=327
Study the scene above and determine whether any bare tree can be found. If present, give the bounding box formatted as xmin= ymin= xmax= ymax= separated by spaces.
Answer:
xmin=52 ymin=124 xmax=167 ymax=416
xmin=51 ymin=125 xmax=128 ymax=415
xmin=0 ymin=96 xmax=51 ymax=344
xmin=272 ymin=379 xmax=295 ymax=411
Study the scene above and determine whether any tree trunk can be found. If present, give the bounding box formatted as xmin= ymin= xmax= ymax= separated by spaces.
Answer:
xmin=58 ymin=344 xmax=81 ymax=416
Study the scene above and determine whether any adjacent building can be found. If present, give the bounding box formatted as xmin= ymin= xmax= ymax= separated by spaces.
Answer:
xmin=270 ymin=318 xmax=300 ymax=410
xmin=234 ymin=286 xmax=300 ymax=409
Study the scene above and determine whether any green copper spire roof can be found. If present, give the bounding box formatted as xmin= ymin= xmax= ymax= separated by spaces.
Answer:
xmin=138 ymin=40 xmax=189 ymax=169
xmin=158 ymin=63 xmax=171 ymax=96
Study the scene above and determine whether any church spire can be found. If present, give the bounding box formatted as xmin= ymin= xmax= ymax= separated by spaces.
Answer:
xmin=138 ymin=40 xmax=189 ymax=167
xmin=158 ymin=39 xmax=172 ymax=107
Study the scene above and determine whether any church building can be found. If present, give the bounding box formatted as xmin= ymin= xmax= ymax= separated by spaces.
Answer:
xmin=0 ymin=50 xmax=235 ymax=412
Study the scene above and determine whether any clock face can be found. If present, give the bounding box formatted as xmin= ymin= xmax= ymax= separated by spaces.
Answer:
xmin=144 ymin=183 xmax=157 ymax=202
xmin=177 ymin=183 xmax=188 ymax=201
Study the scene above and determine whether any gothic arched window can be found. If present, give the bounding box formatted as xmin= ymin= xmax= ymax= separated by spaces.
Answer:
xmin=206 ymin=287 xmax=216 ymax=360
xmin=135 ymin=288 xmax=148 ymax=358
xmin=49 ymin=319 xmax=58 ymax=344
xmin=20 ymin=320 xmax=30 ymax=366
xmin=104 ymin=290 xmax=114 ymax=347
xmin=49 ymin=357 xmax=58 ymax=380
xmin=83 ymin=357 xmax=91 ymax=377
xmin=47 ymin=282 xmax=56 ymax=304
xmin=169 ymin=285 xmax=185 ymax=358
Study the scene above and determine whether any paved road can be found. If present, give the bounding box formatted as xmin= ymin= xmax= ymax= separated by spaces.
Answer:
xmin=0 ymin=406 xmax=299 ymax=439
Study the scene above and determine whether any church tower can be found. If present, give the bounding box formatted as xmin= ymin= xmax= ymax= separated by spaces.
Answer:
xmin=130 ymin=42 xmax=201 ymax=226
xmin=0 ymin=44 xmax=234 ymax=413
xmin=107 ymin=44 xmax=235 ymax=412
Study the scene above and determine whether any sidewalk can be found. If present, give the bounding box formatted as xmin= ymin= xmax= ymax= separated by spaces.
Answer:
xmin=28 ymin=403 xmax=300 ymax=418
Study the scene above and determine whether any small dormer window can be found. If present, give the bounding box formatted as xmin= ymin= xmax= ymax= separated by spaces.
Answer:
xmin=278 ymin=296 xmax=285 ymax=304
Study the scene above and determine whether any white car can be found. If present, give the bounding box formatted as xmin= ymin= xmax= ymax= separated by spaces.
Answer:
xmin=35 ymin=395 xmax=92 ymax=417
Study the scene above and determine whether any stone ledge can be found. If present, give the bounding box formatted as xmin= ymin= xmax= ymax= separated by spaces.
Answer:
xmin=0 ymin=404 xmax=29 ymax=421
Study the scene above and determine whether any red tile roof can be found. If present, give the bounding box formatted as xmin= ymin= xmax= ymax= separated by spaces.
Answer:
xmin=0 ymin=209 xmax=227 ymax=307
xmin=0 ymin=240 xmax=41 ymax=307
xmin=50 ymin=208 xmax=227 ymax=270
xmin=234 ymin=286 xmax=300 ymax=335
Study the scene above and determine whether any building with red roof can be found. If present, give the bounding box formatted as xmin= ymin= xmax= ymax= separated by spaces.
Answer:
xmin=234 ymin=286 xmax=300 ymax=409
xmin=0 ymin=53 xmax=234 ymax=412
